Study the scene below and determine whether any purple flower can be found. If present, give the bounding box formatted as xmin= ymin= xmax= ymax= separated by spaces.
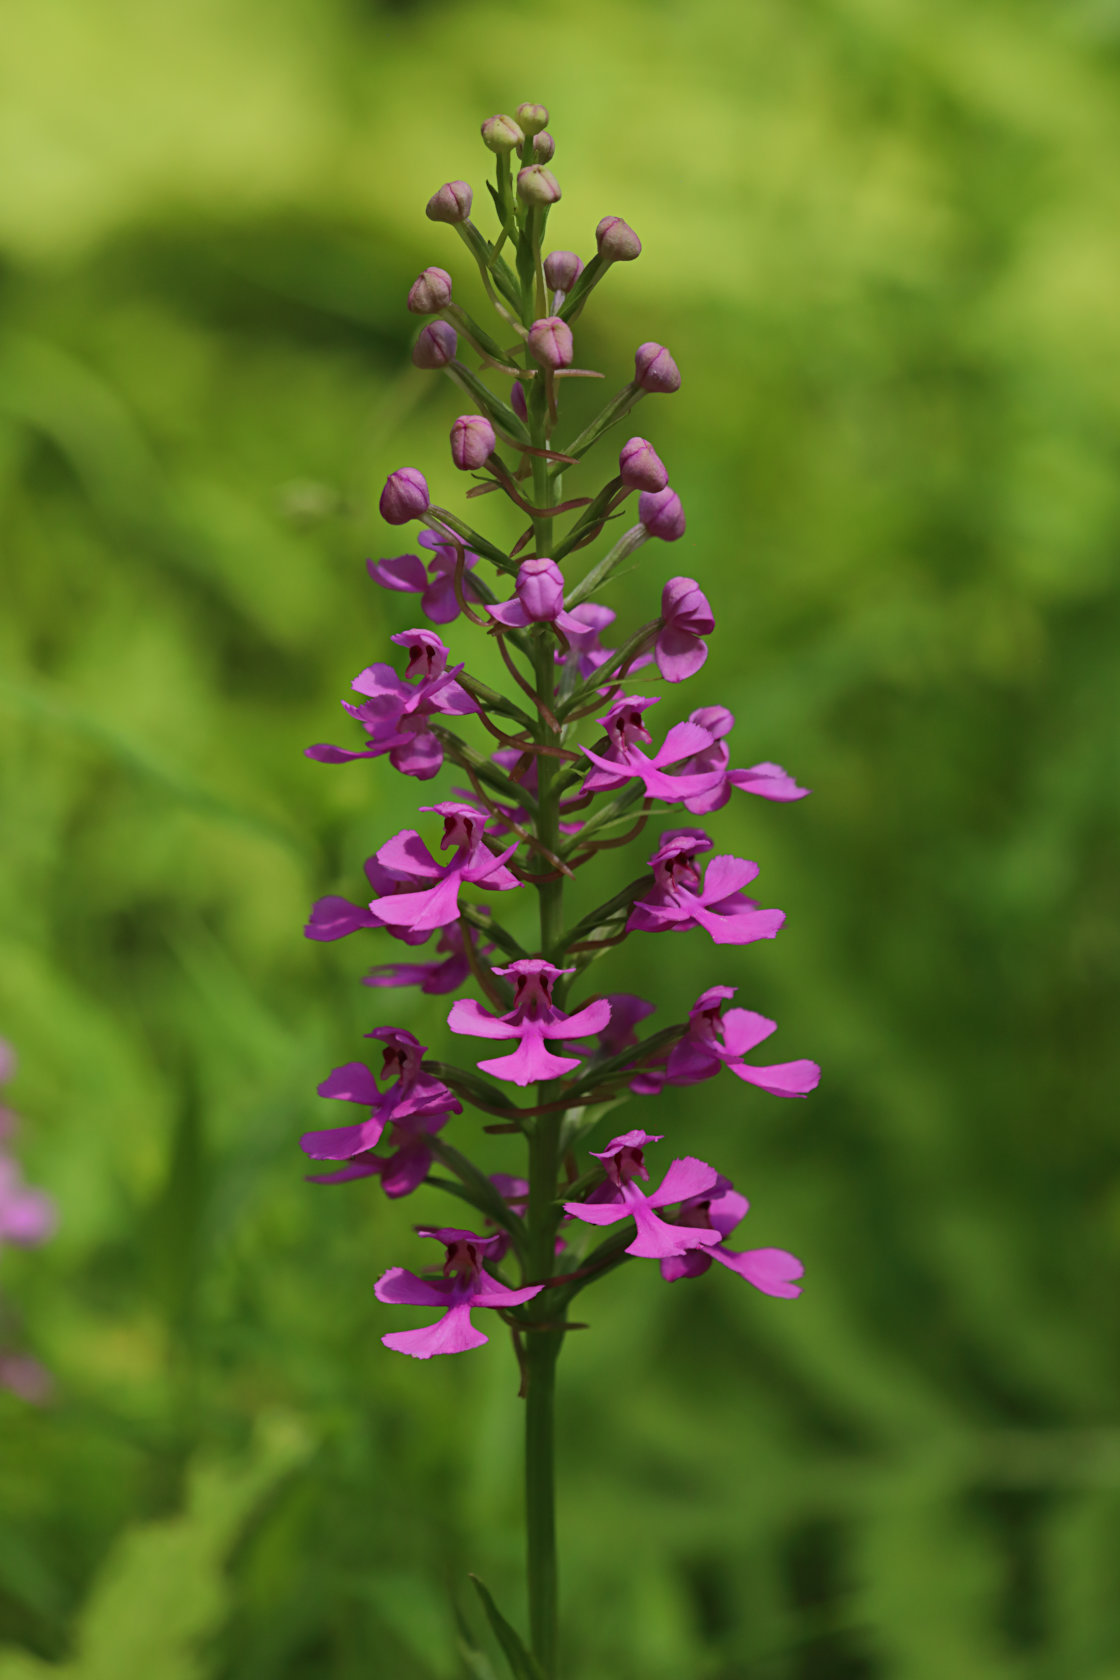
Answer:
xmin=596 ymin=216 xmax=641 ymax=263
xmin=511 ymin=380 xmax=528 ymax=423
xmin=426 ymin=180 xmax=473 ymax=224
xmin=363 ymin=918 xmax=493 ymax=995
xmin=306 ymin=1108 xmax=449 ymax=1199
xmin=488 ymin=558 xmax=589 ymax=637
xmin=412 ymin=320 xmax=458 ymax=369
xmin=368 ymin=803 xmax=520 ymax=934
xmin=633 ymin=342 xmax=681 ymax=394
xmin=379 ymin=468 xmax=430 ymax=526
xmin=0 ymin=1156 xmax=55 ymax=1249
xmin=666 ymin=707 xmax=808 ymax=815
xmin=639 ymin=487 xmax=686 ymax=541
xmin=375 ymin=1227 xmax=544 ymax=1359
xmin=627 ymin=830 xmax=786 ymax=946
xmin=619 ymin=437 xmax=668 ymax=492
xmin=305 ymin=629 xmax=479 ymax=781
xmin=528 ymin=317 xmax=574 ymax=371
xmin=407 ymin=266 xmax=453 ymax=315
xmin=638 ymin=985 xmax=819 ymax=1097
xmin=656 ymin=577 xmax=713 ymax=681
xmin=659 ymin=1182 xmax=804 ymax=1295
xmin=448 ymin=958 xmax=611 ymax=1086
xmin=368 ymin=529 xmax=482 ymax=625
xmin=562 ymin=1131 xmax=723 ymax=1259
xmin=0 ymin=1355 xmax=52 ymax=1405
xmin=450 ymin=415 xmax=496 ymax=472
xmin=580 ymin=697 xmax=726 ymax=804
xmin=300 ymin=1029 xmax=461 ymax=1162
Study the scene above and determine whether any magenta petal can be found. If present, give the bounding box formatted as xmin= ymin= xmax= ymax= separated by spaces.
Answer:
xmin=304 ymin=894 xmax=377 ymax=941
xmin=382 ymin=1303 xmax=489 ymax=1357
xmin=470 ymin=1275 xmax=546 ymax=1308
xmin=478 ymin=1036 xmax=580 ymax=1086
xmin=562 ymin=1198 xmax=627 ymax=1228
xmin=376 ymin=830 xmax=443 ymax=882
xmin=488 ymin=600 xmax=532 ymax=629
xmin=305 ymin=742 xmax=381 ymax=763
xmin=368 ymin=554 xmax=428 ymax=593
xmin=372 ymin=871 xmax=463 ymax=931
xmin=390 ymin=730 xmax=444 ymax=779
xmin=664 ymin=1039 xmax=721 ymax=1084
xmin=374 ymin=1266 xmax=455 ymax=1307
xmin=317 ymin=1062 xmax=380 ymax=1105
xmin=656 ymin=627 xmax=709 ymax=683
xmin=447 ymin=999 xmax=520 ymax=1040
xmin=660 ymin=1251 xmax=713 ymax=1281
xmin=305 ymin=1160 xmax=383 ymax=1185
xmin=714 ymin=1246 xmax=804 ymax=1298
xmin=701 ymin=855 xmax=761 ymax=898
xmin=719 ymin=1008 xmax=778 ymax=1056
xmin=731 ymin=1057 xmax=821 ymax=1098
xmin=655 ymin=720 xmax=720 ymax=768
xmin=0 ymin=1187 xmax=54 ymax=1245
xmin=541 ymin=996 xmax=611 ymax=1040
xmin=626 ymin=1197 xmax=721 ymax=1259
xmin=646 ymin=1155 xmax=722 ymax=1209
xmin=707 ymin=1188 xmax=750 ymax=1240
xmin=300 ymin=1114 xmax=385 ymax=1159
xmin=728 ymin=762 xmax=810 ymax=801
xmin=379 ymin=1141 xmax=435 ymax=1198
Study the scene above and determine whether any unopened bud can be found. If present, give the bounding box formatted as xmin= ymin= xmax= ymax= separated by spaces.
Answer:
xmin=619 ymin=437 xmax=668 ymax=492
xmin=517 ymin=166 xmax=562 ymax=207
xmin=412 ymin=321 xmax=458 ymax=369
xmin=639 ymin=485 xmax=685 ymax=541
xmin=379 ymin=468 xmax=430 ymax=526
xmin=511 ymin=381 xmax=528 ymax=423
xmin=596 ymin=216 xmax=642 ymax=263
xmin=634 ymin=341 xmax=681 ymax=394
xmin=481 ymin=114 xmax=524 ymax=154
xmin=528 ymin=316 xmax=574 ymax=371
xmin=544 ymin=250 xmax=583 ymax=293
xmin=532 ymin=131 xmax=555 ymax=163
xmin=515 ymin=102 xmax=549 ymax=136
xmin=407 ymin=266 xmax=453 ymax=315
xmin=450 ymin=415 xmax=496 ymax=472
xmin=425 ymin=180 xmax=473 ymax=225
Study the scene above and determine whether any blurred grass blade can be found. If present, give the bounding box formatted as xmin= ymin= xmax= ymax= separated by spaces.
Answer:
xmin=468 ymin=1576 xmax=544 ymax=1680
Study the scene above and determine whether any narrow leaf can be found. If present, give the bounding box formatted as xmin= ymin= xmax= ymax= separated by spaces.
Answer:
xmin=469 ymin=1576 xmax=545 ymax=1680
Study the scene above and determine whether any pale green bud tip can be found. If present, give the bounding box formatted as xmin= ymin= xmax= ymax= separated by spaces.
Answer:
xmin=596 ymin=216 xmax=642 ymax=262
xmin=515 ymin=102 xmax=549 ymax=136
xmin=481 ymin=114 xmax=524 ymax=154
xmin=426 ymin=180 xmax=473 ymax=224
xmin=517 ymin=166 xmax=562 ymax=207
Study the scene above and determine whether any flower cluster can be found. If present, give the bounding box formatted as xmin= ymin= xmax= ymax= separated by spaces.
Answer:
xmin=0 ymin=1042 xmax=55 ymax=1403
xmin=300 ymin=104 xmax=818 ymax=1366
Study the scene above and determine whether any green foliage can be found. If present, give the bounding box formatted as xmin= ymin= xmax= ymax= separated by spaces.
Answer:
xmin=1 ymin=0 xmax=1119 ymax=1676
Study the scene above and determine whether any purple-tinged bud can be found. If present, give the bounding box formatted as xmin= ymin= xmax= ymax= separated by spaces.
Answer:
xmin=639 ymin=485 xmax=686 ymax=541
xmin=407 ymin=266 xmax=453 ymax=315
xmin=425 ymin=180 xmax=473 ymax=225
xmin=515 ymin=102 xmax=549 ymax=136
xmin=596 ymin=216 xmax=642 ymax=263
xmin=511 ymin=381 xmax=528 ymax=423
xmin=517 ymin=166 xmax=562 ymax=207
xmin=528 ymin=316 xmax=574 ymax=371
xmin=619 ymin=437 xmax=669 ymax=492
xmin=379 ymin=468 xmax=429 ymax=526
xmin=517 ymin=558 xmax=565 ymax=621
xmin=634 ymin=342 xmax=682 ymax=394
xmin=450 ymin=415 xmax=496 ymax=472
xmin=532 ymin=131 xmax=555 ymax=163
xmin=481 ymin=114 xmax=524 ymax=154
xmin=544 ymin=250 xmax=583 ymax=293
xmin=412 ymin=320 xmax=457 ymax=369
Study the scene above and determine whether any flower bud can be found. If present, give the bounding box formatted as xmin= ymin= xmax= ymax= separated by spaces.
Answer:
xmin=639 ymin=486 xmax=686 ymax=541
xmin=412 ymin=320 xmax=458 ymax=369
xmin=515 ymin=102 xmax=549 ymax=136
xmin=544 ymin=250 xmax=583 ymax=294
xmin=407 ymin=266 xmax=453 ymax=315
xmin=528 ymin=316 xmax=574 ymax=371
xmin=511 ymin=381 xmax=528 ymax=423
xmin=450 ymin=414 xmax=496 ymax=472
xmin=596 ymin=216 xmax=642 ymax=263
xmin=516 ymin=166 xmax=562 ymax=207
xmin=532 ymin=131 xmax=555 ymax=163
xmin=619 ymin=436 xmax=668 ymax=492
xmin=481 ymin=114 xmax=524 ymax=154
xmin=634 ymin=341 xmax=681 ymax=394
xmin=425 ymin=180 xmax=473 ymax=225
xmin=516 ymin=558 xmax=565 ymax=621
xmin=379 ymin=468 xmax=429 ymax=526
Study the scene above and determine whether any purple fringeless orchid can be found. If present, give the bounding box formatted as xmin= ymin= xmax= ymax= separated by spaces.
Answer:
xmin=298 ymin=103 xmax=823 ymax=1673
xmin=449 ymin=959 xmax=612 ymax=1086
xmin=375 ymin=1227 xmax=544 ymax=1359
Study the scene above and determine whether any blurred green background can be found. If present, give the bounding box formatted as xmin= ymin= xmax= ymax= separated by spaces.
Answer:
xmin=2 ymin=1 xmax=1119 ymax=1676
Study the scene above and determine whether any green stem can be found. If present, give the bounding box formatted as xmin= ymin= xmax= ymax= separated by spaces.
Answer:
xmin=523 ymin=291 xmax=564 ymax=1678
